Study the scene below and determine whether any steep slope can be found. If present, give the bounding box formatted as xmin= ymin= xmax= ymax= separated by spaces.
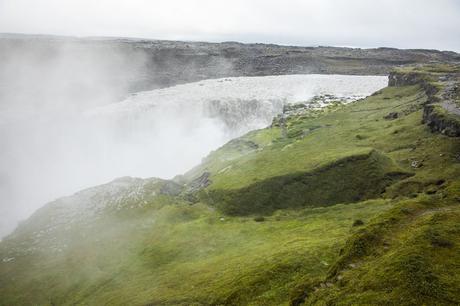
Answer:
xmin=0 ymin=65 xmax=459 ymax=306
xmin=199 ymin=149 xmax=410 ymax=215
xmin=0 ymin=183 xmax=392 ymax=305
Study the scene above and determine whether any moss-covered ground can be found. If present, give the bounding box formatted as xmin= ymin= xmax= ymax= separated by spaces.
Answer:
xmin=0 ymin=65 xmax=459 ymax=305
xmin=0 ymin=198 xmax=394 ymax=306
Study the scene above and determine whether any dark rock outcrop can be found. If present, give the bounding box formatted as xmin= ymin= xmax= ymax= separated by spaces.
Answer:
xmin=422 ymin=104 xmax=460 ymax=136
xmin=389 ymin=67 xmax=460 ymax=137
xmin=388 ymin=70 xmax=439 ymax=99
xmin=384 ymin=112 xmax=399 ymax=120
xmin=185 ymin=172 xmax=211 ymax=193
xmin=160 ymin=181 xmax=183 ymax=196
xmin=388 ymin=71 xmax=426 ymax=87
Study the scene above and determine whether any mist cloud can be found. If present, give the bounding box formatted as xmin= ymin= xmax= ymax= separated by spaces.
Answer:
xmin=0 ymin=41 xmax=150 ymax=237
xmin=0 ymin=41 xmax=386 ymax=238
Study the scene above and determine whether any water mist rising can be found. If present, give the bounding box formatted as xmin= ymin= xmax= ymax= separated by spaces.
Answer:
xmin=0 ymin=41 xmax=387 ymax=238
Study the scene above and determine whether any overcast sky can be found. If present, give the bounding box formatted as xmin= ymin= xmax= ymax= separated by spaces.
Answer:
xmin=1 ymin=0 xmax=460 ymax=51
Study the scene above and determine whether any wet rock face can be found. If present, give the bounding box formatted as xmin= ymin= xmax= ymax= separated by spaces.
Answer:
xmin=204 ymin=98 xmax=284 ymax=134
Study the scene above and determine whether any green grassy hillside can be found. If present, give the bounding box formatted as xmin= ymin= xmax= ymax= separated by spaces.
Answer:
xmin=0 ymin=65 xmax=459 ymax=305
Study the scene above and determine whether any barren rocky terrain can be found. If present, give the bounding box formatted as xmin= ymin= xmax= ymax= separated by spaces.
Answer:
xmin=2 ymin=33 xmax=460 ymax=93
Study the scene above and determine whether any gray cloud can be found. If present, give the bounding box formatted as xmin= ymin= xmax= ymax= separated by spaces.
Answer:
xmin=0 ymin=0 xmax=459 ymax=51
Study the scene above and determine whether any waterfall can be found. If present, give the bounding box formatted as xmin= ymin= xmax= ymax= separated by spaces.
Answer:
xmin=0 ymin=74 xmax=386 ymax=236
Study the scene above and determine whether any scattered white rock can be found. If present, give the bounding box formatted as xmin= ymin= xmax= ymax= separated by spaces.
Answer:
xmin=2 ymin=257 xmax=15 ymax=262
